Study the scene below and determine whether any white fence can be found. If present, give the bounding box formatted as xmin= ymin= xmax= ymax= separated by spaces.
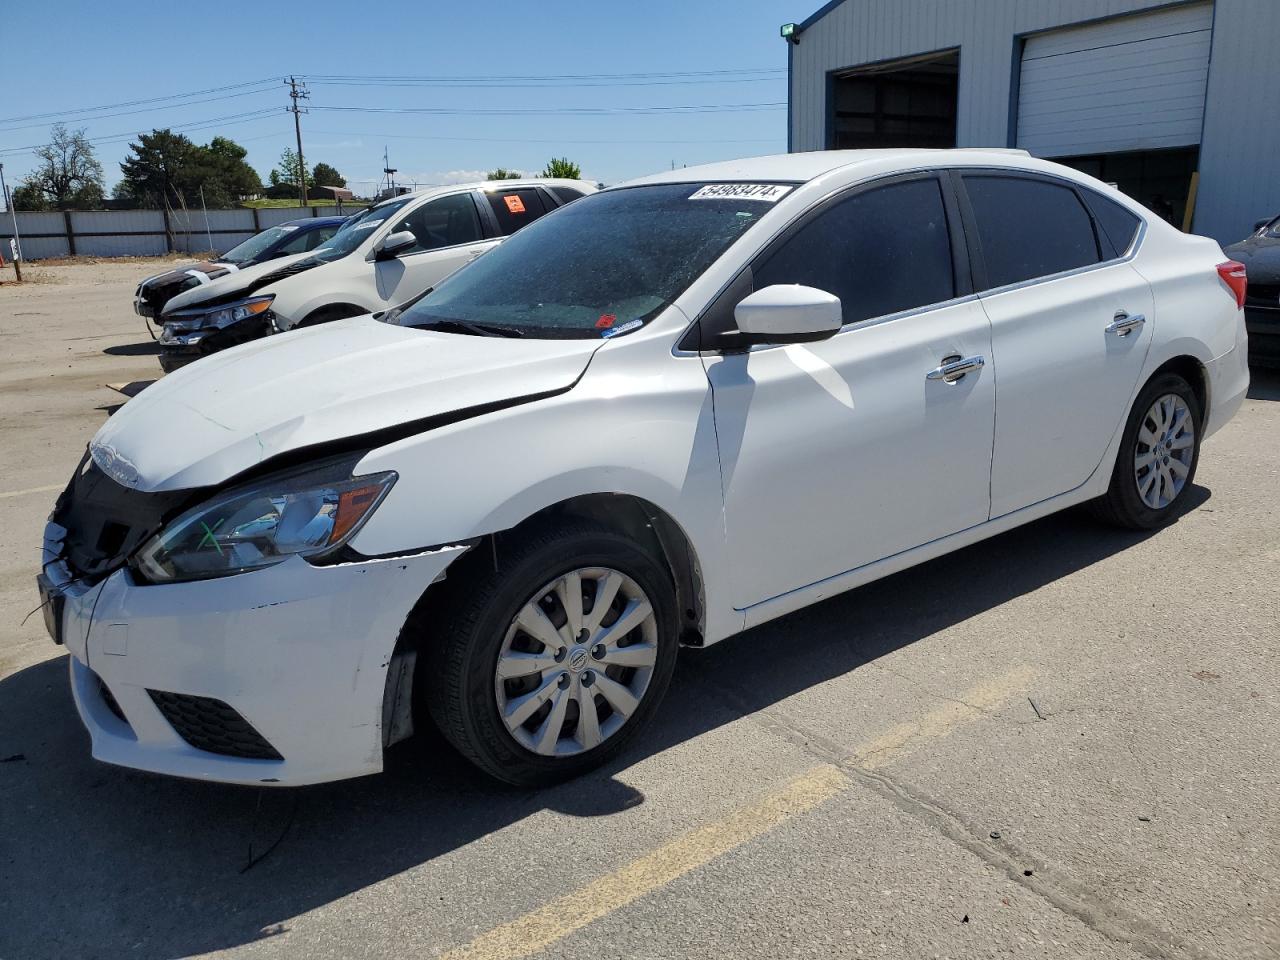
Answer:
xmin=0 ymin=205 xmax=363 ymax=260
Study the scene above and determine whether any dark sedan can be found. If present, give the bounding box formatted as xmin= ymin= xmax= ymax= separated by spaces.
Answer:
xmin=1225 ymin=214 xmax=1280 ymax=367
xmin=133 ymin=216 xmax=348 ymax=320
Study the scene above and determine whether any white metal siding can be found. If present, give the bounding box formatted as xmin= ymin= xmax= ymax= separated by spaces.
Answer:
xmin=1016 ymin=3 xmax=1213 ymax=157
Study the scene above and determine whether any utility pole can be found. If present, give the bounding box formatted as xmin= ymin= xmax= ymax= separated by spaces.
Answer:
xmin=0 ymin=163 xmax=21 ymax=281
xmin=286 ymin=77 xmax=310 ymax=208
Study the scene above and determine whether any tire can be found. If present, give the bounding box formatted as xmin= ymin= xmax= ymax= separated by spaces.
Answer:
xmin=1091 ymin=372 xmax=1202 ymax=530
xmin=417 ymin=519 xmax=679 ymax=786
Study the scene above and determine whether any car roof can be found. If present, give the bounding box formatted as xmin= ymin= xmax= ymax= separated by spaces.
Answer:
xmin=279 ymin=216 xmax=349 ymax=228
xmin=371 ymin=178 xmax=593 ymax=209
xmin=619 ymin=149 xmax=1035 ymax=188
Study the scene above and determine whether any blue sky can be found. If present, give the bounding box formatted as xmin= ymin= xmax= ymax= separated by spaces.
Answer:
xmin=2 ymin=1 xmax=817 ymax=195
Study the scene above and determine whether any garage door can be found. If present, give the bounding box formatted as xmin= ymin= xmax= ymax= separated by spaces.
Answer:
xmin=1016 ymin=2 xmax=1213 ymax=158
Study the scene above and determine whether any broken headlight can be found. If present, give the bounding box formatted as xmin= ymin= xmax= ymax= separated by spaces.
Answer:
xmin=166 ymin=294 xmax=274 ymax=332
xmin=134 ymin=459 xmax=396 ymax=583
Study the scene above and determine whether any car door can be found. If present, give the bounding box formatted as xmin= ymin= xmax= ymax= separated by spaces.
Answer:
xmin=956 ymin=172 xmax=1154 ymax=517
xmin=703 ymin=173 xmax=996 ymax=609
xmin=373 ymin=192 xmax=492 ymax=307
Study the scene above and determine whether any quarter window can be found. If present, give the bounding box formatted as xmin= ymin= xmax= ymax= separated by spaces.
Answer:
xmin=486 ymin=189 xmax=552 ymax=236
xmin=550 ymin=186 xmax=587 ymax=205
xmin=393 ymin=193 xmax=484 ymax=254
xmin=963 ymin=175 xmax=1100 ymax=288
xmin=1078 ymin=188 xmax=1142 ymax=258
xmin=754 ymin=177 xmax=956 ymax=326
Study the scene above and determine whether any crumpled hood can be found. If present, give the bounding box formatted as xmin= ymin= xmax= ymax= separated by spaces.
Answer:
xmin=91 ymin=317 xmax=601 ymax=491
xmin=163 ymin=251 xmax=318 ymax=314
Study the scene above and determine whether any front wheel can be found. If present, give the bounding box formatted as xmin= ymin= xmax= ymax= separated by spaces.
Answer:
xmin=1092 ymin=372 xmax=1202 ymax=529
xmin=419 ymin=521 xmax=679 ymax=786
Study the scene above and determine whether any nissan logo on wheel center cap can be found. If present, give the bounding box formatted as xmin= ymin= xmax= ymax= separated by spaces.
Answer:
xmin=568 ymin=648 xmax=589 ymax=673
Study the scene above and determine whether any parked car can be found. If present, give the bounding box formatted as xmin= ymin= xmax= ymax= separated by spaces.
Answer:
xmin=40 ymin=149 xmax=1248 ymax=788
xmin=155 ymin=179 xmax=594 ymax=372
xmin=1224 ymin=214 xmax=1280 ymax=366
xmin=134 ymin=217 xmax=347 ymax=320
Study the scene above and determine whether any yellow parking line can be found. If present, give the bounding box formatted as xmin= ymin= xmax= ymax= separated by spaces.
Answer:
xmin=0 ymin=483 xmax=63 ymax=500
xmin=439 ymin=666 xmax=1034 ymax=960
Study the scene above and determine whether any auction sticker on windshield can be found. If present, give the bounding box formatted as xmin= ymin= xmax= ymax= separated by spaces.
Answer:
xmin=688 ymin=184 xmax=793 ymax=202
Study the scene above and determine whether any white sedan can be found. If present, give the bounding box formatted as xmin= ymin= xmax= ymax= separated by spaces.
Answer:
xmin=40 ymin=149 xmax=1249 ymax=787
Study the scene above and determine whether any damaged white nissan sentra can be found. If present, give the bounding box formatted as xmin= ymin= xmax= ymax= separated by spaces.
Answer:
xmin=40 ymin=149 xmax=1249 ymax=787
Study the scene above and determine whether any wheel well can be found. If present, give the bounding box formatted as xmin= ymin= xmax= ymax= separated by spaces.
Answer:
xmin=298 ymin=303 xmax=367 ymax=327
xmin=1150 ymin=356 xmax=1208 ymax=419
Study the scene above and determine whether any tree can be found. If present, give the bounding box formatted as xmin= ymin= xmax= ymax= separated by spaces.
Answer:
xmin=310 ymin=162 xmax=347 ymax=197
xmin=117 ymin=130 xmax=264 ymax=209
xmin=17 ymin=124 xmax=105 ymax=209
xmin=487 ymin=168 xmax=522 ymax=180
xmin=269 ymin=148 xmax=312 ymax=192
xmin=540 ymin=157 xmax=581 ymax=179
xmin=117 ymin=129 xmax=201 ymax=209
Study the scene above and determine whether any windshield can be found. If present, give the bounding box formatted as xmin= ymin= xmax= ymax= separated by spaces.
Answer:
xmin=313 ymin=198 xmax=413 ymax=262
xmin=220 ymin=225 xmax=298 ymax=265
xmin=397 ymin=182 xmax=787 ymax=339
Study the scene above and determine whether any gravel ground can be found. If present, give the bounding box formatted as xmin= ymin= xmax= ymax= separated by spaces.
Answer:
xmin=0 ymin=259 xmax=1277 ymax=960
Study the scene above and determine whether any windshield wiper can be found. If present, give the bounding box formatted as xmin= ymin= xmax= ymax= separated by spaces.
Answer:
xmin=410 ymin=318 xmax=525 ymax=338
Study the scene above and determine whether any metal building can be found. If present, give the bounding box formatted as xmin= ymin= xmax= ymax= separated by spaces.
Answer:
xmin=786 ymin=0 xmax=1279 ymax=243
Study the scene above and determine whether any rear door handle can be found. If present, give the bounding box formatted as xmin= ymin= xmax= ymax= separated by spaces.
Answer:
xmin=1106 ymin=311 xmax=1146 ymax=336
xmin=926 ymin=355 xmax=985 ymax=383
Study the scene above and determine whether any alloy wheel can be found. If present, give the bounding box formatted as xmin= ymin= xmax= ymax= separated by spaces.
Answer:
xmin=494 ymin=567 xmax=658 ymax=757
xmin=1134 ymin=393 xmax=1195 ymax=510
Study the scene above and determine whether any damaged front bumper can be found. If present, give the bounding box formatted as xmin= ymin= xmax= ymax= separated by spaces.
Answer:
xmin=42 ymin=521 xmax=466 ymax=786
xmin=158 ymin=313 xmax=273 ymax=373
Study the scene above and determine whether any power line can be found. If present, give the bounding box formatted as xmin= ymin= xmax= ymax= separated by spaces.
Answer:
xmin=306 ymin=128 xmax=783 ymax=146
xmin=0 ymin=108 xmax=282 ymax=157
xmin=298 ymin=68 xmax=785 ymax=83
xmin=0 ymin=86 xmax=282 ymax=132
xmin=309 ymin=102 xmax=786 ymax=117
xmin=0 ymin=78 xmax=282 ymax=126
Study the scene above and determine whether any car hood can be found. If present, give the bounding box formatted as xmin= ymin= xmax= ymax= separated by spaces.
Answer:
xmin=1224 ymin=237 xmax=1280 ymax=282
xmin=90 ymin=317 xmax=601 ymax=492
xmin=162 ymin=251 xmax=321 ymax=314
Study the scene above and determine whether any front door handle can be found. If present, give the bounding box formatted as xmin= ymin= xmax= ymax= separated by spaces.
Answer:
xmin=1106 ymin=311 xmax=1146 ymax=337
xmin=926 ymin=354 xmax=985 ymax=383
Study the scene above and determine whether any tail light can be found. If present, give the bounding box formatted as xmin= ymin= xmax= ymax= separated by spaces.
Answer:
xmin=1217 ymin=261 xmax=1247 ymax=309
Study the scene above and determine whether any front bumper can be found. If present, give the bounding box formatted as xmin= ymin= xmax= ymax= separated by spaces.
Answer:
xmin=43 ymin=522 xmax=466 ymax=786
xmin=158 ymin=314 xmax=273 ymax=373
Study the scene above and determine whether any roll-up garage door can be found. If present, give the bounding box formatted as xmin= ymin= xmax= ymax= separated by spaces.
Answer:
xmin=1016 ymin=2 xmax=1213 ymax=158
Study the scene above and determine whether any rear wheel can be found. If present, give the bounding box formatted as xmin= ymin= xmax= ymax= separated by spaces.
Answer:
xmin=419 ymin=521 xmax=679 ymax=786
xmin=1092 ymin=372 xmax=1202 ymax=529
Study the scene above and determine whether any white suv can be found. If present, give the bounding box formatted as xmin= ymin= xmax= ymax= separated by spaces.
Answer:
xmin=156 ymin=178 xmax=593 ymax=370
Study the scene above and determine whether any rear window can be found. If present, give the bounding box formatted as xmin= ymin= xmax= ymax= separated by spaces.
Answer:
xmin=551 ymin=186 xmax=587 ymax=205
xmin=963 ymin=175 xmax=1101 ymax=289
xmin=485 ymin=188 xmax=552 ymax=236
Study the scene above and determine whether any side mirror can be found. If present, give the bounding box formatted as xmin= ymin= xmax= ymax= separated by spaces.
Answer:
xmin=732 ymin=284 xmax=842 ymax=346
xmin=375 ymin=230 xmax=417 ymax=259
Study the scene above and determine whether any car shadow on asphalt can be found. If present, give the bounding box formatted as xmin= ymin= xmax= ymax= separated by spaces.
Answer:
xmin=102 ymin=341 xmax=161 ymax=357
xmin=0 ymin=488 xmax=1209 ymax=959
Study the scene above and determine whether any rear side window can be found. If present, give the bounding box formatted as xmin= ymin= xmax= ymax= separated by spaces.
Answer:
xmin=395 ymin=193 xmax=484 ymax=254
xmin=486 ymin=189 xmax=551 ymax=235
xmin=1079 ymin=189 xmax=1142 ymax=257
xmin=963 ymin=175 xmax=1100 ymax=289
xmin=550 ymin=186 xmax=587 ymax=205
xmin=754 ymin=177 xmax=955 ymax=325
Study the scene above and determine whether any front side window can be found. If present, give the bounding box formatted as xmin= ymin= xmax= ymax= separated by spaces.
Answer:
xmin=754 ymin=177 xmax=955 ymax=326
xmin=485 ymin=188 xmax=551 ymax=236
xmin=397 ymin=183 xmax=777 ymax=338
xmin=393 ymin=194 xmax=484 ymax=254
xmin=963 ymin=175 xmax=1100 ymax=289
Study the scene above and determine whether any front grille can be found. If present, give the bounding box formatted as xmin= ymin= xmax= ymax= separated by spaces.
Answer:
xmin=50 ymin=453 xmax=192 ymax=583
xmin=1246 ymin=282 xmax=1280 ymax=308
xmin=148 ymin=691 xmax=283 ymax=761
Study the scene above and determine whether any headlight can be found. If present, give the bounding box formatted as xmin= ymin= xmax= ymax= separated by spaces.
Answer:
xmin=167 ymin=295 xmax=274 ymax=332
xmin=134 ymin=458 xmax=396 ymax=583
